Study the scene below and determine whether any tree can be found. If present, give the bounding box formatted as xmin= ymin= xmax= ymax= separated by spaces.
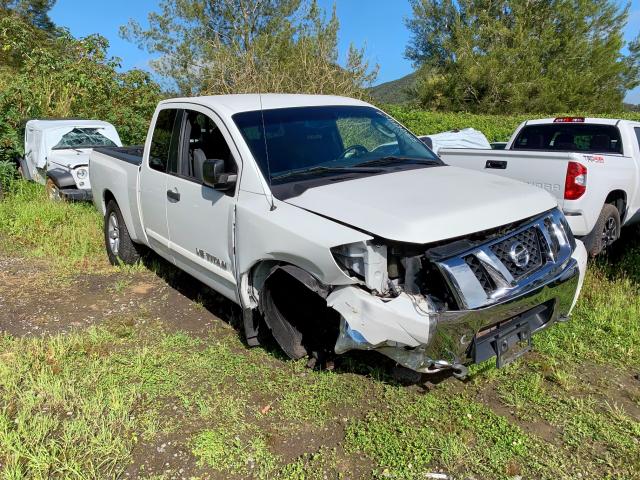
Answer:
xmin=121 ymin=0 xmax=377 ymax=97
xmin=405 ymin=0 xmax=640 ymax=113
xmin=0 ymin=0 xmax=56 ymax=31
xmin=0 ymin=14 xmax=161 ymax=161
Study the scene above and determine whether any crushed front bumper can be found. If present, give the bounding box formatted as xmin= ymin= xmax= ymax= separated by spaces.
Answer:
xmin=328 ymin=240 xmax=587 ymax=373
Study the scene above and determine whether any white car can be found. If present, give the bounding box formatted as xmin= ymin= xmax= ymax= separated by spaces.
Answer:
xmin=439 ymin=117 xmax=640 ymax=255
xmin=19 ymin=119 xmax=122 ymax=201
xmin=89 ymin=94 xmax=587 ymax=377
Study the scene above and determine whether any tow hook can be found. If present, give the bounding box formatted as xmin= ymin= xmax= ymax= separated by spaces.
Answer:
xmin=451 ymin=364 xmax=469 ymax=380
xmin=424 ymin=360 xmax=469 ymax=380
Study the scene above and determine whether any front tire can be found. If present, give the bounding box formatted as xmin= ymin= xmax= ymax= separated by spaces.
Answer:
xmin=584 ymin=204 xmax=621 ymax=256
xmin=104 ymin=200 xmax=141 ymax=266
xmin=46 ymin=178 xmax=63 ymax=202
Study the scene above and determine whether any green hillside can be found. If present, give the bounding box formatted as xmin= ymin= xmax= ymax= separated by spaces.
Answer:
xmin=368 ymin=71 xmax=418 ymax=104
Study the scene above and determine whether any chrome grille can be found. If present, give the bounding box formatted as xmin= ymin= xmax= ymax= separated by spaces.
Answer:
xmin=464 ymin=255 xmax=494 ymax=292
xmin=489 ymin=226 xmax=543 ymax=280
xmin=435 ymin=209 xmax=573 ymax=309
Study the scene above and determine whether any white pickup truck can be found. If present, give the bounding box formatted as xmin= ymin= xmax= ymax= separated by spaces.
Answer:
xmin=19 ymin=119 xmax=122 ymax=201
xmin=90 ymin=95 xmax=586 ymax=377
xmin=439 ymin=117 xmax=640 ymax=256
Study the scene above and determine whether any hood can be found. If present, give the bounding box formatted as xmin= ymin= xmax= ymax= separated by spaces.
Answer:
xmin=285 ymin=166 xmax=557 ymax=244
xmin=48 ymin=149 xmax=91 ymax=169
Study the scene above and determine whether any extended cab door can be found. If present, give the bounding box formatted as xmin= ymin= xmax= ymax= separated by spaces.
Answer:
xmin=165 ymin=106 xmax=240 ymax=302
xmin=139 ymin=108 xmax=182 ymax=259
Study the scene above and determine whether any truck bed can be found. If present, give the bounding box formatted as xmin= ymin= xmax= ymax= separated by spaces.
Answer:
xmin=89 ymin=147 xmax=145 ymax=244
xmin=93 ymin=146 xmax=144 ymax=166
xmin=438 ymin=147 xmax=633 ymax=237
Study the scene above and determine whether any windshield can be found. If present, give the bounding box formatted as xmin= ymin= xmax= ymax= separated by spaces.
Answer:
xmin=52 ymin=128 xmax=117 ymax=150
xmin=513 ymin=124 xmax=623 ymax=154
xmin=233 ymin=105 xmax=441 ymax=183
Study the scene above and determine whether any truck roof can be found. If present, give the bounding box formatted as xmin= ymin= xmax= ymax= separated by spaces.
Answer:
xmin=524 ymin=117 xmax=630 ymax=126
xmin=160 ymin=94 xmax=372 ymax=115
xmin=26 ymin=119 xmax=116 ymax=130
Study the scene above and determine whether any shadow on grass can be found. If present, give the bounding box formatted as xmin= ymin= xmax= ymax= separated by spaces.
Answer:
xmin=136 ymin=248 xmax=455 ymax=387
xmin=595 ymin=224 xmax=640 ymax=284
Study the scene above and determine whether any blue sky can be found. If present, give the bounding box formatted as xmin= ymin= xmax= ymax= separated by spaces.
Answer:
xmin=50 ymin=0 xmax=640 ymax=103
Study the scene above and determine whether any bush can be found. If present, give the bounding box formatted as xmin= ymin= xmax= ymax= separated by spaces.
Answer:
xmin=383 ymin=106 xmax=640 ymax=142
xmin=0 ymin=159 xmax=18 ymax=196
xmin=0 ymin=15 xmax=161 ymax=162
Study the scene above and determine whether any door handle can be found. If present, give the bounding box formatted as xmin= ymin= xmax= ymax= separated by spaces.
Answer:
xmin=167 ymin=188 xmax=180 ymax=201
xmin=485 ymin=160 xmax=507 ymax=169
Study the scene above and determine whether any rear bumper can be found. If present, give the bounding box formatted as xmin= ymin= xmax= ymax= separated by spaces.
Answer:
xmin=564 ymin=210 xmax=590 ymax=236
xmin=60 ymin=188 xmax=92 ymax=202
xmin=329 ymin=241 xmax=587 ymax=372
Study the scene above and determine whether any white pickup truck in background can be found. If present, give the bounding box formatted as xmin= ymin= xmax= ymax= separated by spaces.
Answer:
xmin=439 ymin=117 xmax=640 ymax=256
xmin=18 ymin=119 xmax=122 ymax=201
xmin=90 ymin=95 xmax=586 ymax=377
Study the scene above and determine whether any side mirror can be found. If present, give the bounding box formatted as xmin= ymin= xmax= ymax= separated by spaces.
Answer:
xmin=203 ymin=159 xmax=237 ymax=191
xmin=419 ymin=136 xmax=433 ymax=149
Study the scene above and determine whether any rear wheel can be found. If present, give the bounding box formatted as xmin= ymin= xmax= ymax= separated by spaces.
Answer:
xmin=584 ymin=204 xmax=620 ymax=256
xmin=104 ymin=200 xmax=142 ymax=266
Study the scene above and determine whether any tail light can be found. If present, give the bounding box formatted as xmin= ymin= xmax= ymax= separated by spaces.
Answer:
xmin=564 ymin=162 xmax=587 ymax=200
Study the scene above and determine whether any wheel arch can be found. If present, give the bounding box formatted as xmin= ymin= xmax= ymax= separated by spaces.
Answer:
xmin=103 ymin=189 xmax=116 ymax=214
xmin=46 ymin=168 xmax=76 ymax=189
xmin=240 ymin=258 xmax=331 ymax=310
xmin=604 ymin=190 xmax=627 ymax=222
xmin=241 ymin=259 xmax=339 ymax=361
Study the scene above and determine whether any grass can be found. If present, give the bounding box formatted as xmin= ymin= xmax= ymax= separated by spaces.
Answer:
xmin=0 ymin=179 xmax=639 ymax=479
xmin=0 ymin=180 xmax=103 ymax=271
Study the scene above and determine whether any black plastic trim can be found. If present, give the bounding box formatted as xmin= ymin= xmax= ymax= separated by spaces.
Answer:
xmin=47 ymin=168 xmax=76 ymax=188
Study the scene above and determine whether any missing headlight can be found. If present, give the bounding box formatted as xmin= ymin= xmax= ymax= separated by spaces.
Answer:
xmin=331 ymin=241 xmax=388 ymax=294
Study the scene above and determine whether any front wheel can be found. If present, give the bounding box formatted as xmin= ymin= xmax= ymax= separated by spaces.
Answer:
xmin=104 ymin=200 xmax=142 ymax=265
xmin=584 ymin=204 xmax=621 ymax=256
xmin=46 ymin=178 xmax=63 ymax=202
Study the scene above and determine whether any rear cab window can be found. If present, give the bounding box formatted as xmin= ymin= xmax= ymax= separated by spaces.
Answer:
xmin=149 ymin=109 xmax=181 ymax=173
xmin=513 ymin=124 xmax=623 ymax=154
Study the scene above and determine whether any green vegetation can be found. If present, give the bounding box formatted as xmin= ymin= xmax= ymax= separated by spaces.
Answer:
xmin=405 ymin=0 xmax=640 ymax=113
xmin=0 ymin=1 xmax=637 ymax=475
xmin=385 ymin=106 xmax=640 ymax=141
xmin=0 ymin=179 xmax=638 ymax=479
xmin=0 ymin=180 xmax=103 ymax=267
xmin=121 ymin=0 xmax=377 ymax=97
xmin=367 ymin=72 xmax=418 ymax=104
xmin=0 ymin=7 xmax=160 ymax=162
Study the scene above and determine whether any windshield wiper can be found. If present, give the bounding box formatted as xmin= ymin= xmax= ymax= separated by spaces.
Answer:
xmin=271 ymin=165 xmax=383 ymax=181
xmin=354 ymin=156 xmax=443 ymax=167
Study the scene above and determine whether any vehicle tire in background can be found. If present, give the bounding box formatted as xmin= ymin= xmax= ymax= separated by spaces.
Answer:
xmin=104 ymin=200 xmax=142 ymax=265
xmin=45 ymin=178 xmax=63 ymax=202
xmin=583 ymin=203 xmax=621 ymax=256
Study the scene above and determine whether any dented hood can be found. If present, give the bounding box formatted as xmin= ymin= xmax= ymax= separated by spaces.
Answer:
xmin=48 ymin=149 xmax=91 ymax=169
xmin=285 ymin=166 xmax=557 ymax=244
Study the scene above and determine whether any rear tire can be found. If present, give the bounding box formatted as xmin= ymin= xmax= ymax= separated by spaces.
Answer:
xmin=104 ymin=200 xmax=142 ymax=266
xmin=584 ymin=204 xmax=621 ymax=256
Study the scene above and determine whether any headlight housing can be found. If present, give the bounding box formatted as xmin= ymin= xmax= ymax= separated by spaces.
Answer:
xmin=332 ymin=241 xmax=388 ymax=294
xmin=76 ymin=167 xmax=88 ymax=179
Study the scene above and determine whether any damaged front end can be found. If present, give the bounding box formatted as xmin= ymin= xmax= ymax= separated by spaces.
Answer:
xmin=328 ymin=208 xmax=586 ymax=374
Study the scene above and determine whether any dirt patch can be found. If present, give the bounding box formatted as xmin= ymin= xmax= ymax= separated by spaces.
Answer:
xmin=476 ymin=384 xmax=561 ymax=444
xmin=572 ymin=362 xmax=640 ymax=421
xmin=0 ymin=250 xmax=239 ymax=339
